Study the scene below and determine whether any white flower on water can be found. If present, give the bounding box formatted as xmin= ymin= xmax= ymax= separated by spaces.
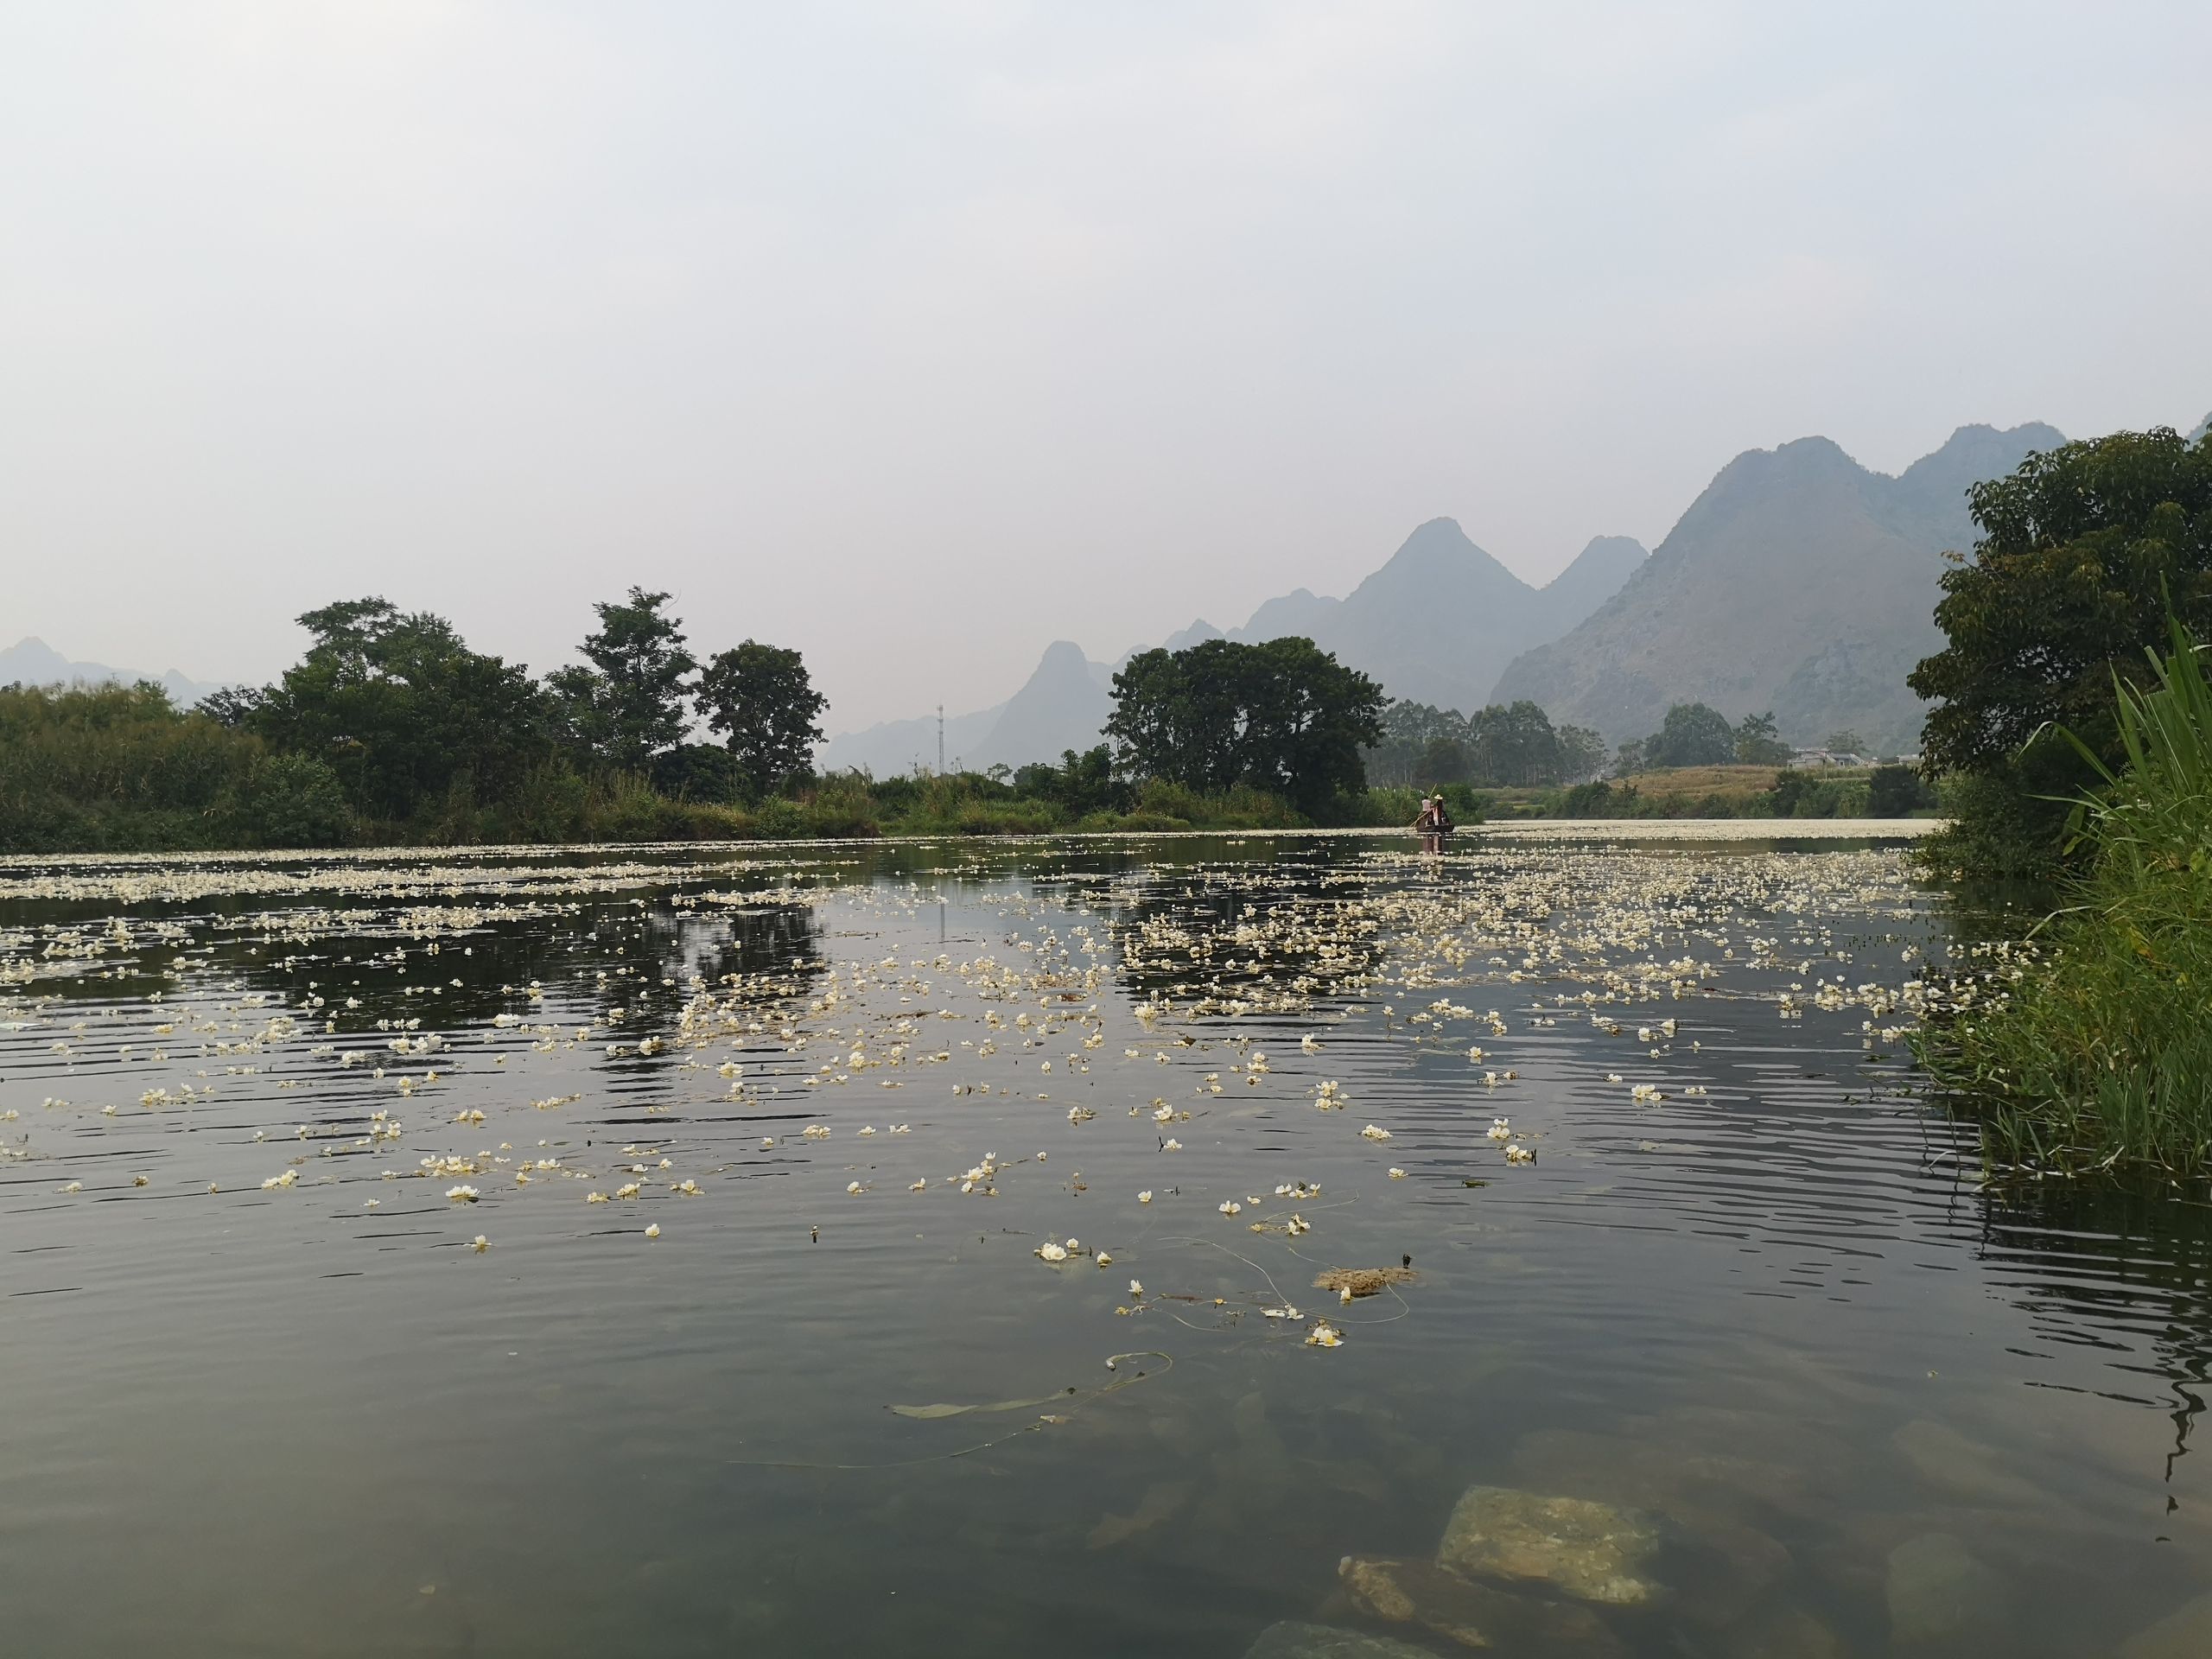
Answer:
xmin=1360 ymin=1124 xmax=1391 ymax=1141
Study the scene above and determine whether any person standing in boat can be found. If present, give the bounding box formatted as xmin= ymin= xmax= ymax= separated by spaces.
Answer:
xmin=1413 ymin=793 xmax=1453 ymax=851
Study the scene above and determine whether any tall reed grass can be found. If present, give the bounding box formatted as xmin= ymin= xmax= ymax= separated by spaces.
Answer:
xmin=1917 ymin=618 xmax=2212 ymax=1175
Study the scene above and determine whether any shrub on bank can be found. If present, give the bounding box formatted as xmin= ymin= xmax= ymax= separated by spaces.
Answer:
xmin=1916 ymin=620 xmax=2212 ymax=1175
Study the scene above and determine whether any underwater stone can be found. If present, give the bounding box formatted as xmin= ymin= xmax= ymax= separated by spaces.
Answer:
xmin=1240 ymin=1619 xmax=1449 ymax=1659
xmin=1436 ymin=1485 xmax=1663 ymax=1606
xmin=1891 ymin=1418 xmax=2048 ymax=1508
xmin=1339 ymin=1555 xmax=1625 ymax=1655
xmin=1883 ymin=1530 xmax=2004 ymax=1647
xmin=2117 ymin=1588 xmax=2212 ymax=1659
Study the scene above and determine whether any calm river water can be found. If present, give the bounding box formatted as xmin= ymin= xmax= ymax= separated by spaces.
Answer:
xmin=3 ymin=830 xmax=2209 ymax=1658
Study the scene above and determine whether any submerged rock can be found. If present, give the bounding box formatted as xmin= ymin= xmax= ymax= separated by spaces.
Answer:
xmin=1712 ymin=1601 xmax=1847 ymax=1659
xmin=1086 ymin=1478 xmax=1193 ymax=1550
xmin=1240 ymin=1620 xmax=1448 ymax=1659
xmin=1436 ymin=1485 xmax=1662 ymax=1606
xmin=2118 ymin=1588 xmax=2212 ymax=1659
xmin=1339 ymin=1556 xmax=1625 ymax=1656
xmin=1883 ymin=1530 xmax=2005 ymax=1648
xmin=1891 ymin=1419 xmax=2048 ymax=1509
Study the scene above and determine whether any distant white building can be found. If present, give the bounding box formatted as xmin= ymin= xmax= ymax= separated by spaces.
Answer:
xmin=1790 ymin=747 xmax=1871 ymax=769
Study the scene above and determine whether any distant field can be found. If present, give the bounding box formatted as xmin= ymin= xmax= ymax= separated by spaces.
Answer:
xmin=1616 ymin=764 xmax=1831 ymax=799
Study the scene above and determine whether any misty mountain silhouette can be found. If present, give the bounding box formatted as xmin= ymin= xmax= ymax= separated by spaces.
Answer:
xmin=1490 ymin=422 xmax=2068 ymax=751
xmin=0 ymin=637 xmax=227 ymax=709
xmin=821 ymin=524 xmax=1646 ymax=772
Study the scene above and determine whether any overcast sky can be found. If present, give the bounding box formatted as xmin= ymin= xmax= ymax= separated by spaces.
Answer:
xmin=4 ymin=2 xmax=2209 ymax=731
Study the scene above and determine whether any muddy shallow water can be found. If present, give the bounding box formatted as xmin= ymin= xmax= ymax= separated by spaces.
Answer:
xmin=2 ymin=831 xmax=2207 ymax=1657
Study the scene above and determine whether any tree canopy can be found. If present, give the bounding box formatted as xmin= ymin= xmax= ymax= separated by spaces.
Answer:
xmin=1643 ymin=702 xmax=1738 ymax=768
xmin=1365 ymin=698 xmax=1605 ymax=788
xmin=696 ymin=640 xmax=829 ymax=799
xmin=1907 ymin=424 xmax=2212 ymax=871
xmin=253 ymin=597 xmax=554 ymax=819
xmin=550 ymin=588 xmax=698 ymax=773
xmin=1910 ymin=426 xmax=2212 ymax=776
xmin=1107 ymin=637 xmax=1385 ymax=814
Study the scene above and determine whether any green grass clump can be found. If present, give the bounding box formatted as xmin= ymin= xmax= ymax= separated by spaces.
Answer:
xmin=1917 ymin=619 xmax=2212 ymax=1176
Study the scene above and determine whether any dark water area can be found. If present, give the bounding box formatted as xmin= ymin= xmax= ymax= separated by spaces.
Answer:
xmin=3 ymin=831 xmax=2209 ymax=1657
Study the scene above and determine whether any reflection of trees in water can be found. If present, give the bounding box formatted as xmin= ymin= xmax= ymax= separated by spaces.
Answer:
xmin=1976 ymin=1182 xmax=2212 ymax=1487
xmin=632 ymin=902 xmax=823 ymax=1003
xmin=10 ymin=888 xmax=829 ymax=1039
xmin=1075 ymin=848 xmax=1380 ymax=1001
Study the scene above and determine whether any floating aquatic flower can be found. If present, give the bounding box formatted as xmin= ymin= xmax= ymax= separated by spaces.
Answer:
xmin=471 ymin=1235 xmax=488 ymax=1253
xmin=1128 ymin=1279 xmax=1144 ymax=1296
xmin=1360 ymin=1124 xmax=1391 ymax=1141
xmin=1488 ymin=1117 xmax=1511 ymax=1141
xmin=1388 ymin=1167 xmax=1407 ymax=1179
xmin=447 ymin=1184 xmax=480 ymax=1203
xmin=645 ymin=1223 xmax=661 ymax=1239
xmin=1306 ymin=1323 xmax=1344 ymax=1348
xmin=1037 ymin=1241 xmax=1068 ymax=1262
xmin=1161 ymin=1139 xmax=1182 ymax=1152
xmin=1138 ymin=1190 xmax=1153 ymax=1203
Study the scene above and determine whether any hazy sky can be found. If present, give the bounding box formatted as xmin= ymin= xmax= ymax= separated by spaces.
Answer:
xmin=5 ymin=3 xmax=2209 ymax=731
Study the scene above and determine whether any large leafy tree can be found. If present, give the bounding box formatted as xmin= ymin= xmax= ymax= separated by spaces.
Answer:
xmin=695 ymin=640 xmax=828 ymax=799
xmin=1908 ymin=425 xmax=2212 ymax=872
xmin=550 ymin=588 xmax=697 ymax=773
xmin=1107 ymin=637 xmax=1385 ymax=814
xmin=1734 ymin=711 xmax=1792 ymax=766
xmin=1643 ymin=702 xmax=1738 ymax=768
xmin=252 ymin=598 xmax=553 ymax=820
xmin=1910 ymin=427 xmax=2212 ymax=774
xmin=1467 ymin=700 xmax=1563 ymax=786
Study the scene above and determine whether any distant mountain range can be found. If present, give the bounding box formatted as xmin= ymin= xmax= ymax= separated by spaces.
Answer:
xmin=820 ymin=524 xmax=1649 ymax=773
xmin=1 ymin=637 xmax=229 ymax=709
xmin=826 ymin=411 xmax=2159 ymax=774
xmin=1491 ymin=422 xmax=2067 ymax=753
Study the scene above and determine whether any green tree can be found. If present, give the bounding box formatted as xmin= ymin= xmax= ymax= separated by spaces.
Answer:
xmin=1866 ymin=764 xmax=1932 ymax=817
xmin=253 ymin=598 xmax=554 ymax=822
xmin=1555 ymin=724 xmax=1609 ymax=784
xmin=1107 ymin=637 xmax=1385 ymax=815
xmin=1418 ymin=736 xmax=1472 ymax=785
xmin=1012 ymin=745 xmax=1129 ymax=817
xmin=1822 ymin=728 xmax=1867 ymax=756
xmin=1364 ymin=701 xmax=1465 ymax=788
xmin=1735 ymin=711 xmax=1792 ymax=766
xmin=695 ymin=640 xmax=828 ymax=799
xmin=550 ymin=588 xmax=697 ymax=772
xmin=1909 ymin=425 xmax=2212 ymax=869
xmin=1466 ymin=700 xmax=1560 ymax=785
xmin=1643 ymin=702 xmax=1737 ymax=768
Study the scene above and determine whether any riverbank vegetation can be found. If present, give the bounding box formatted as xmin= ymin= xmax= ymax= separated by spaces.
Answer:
xmin=1911 ymin=422 xmax=2212 ymax=878
xmin=3 ymin=612 xmax=1411 ymax=851
xmin=1916 ymin=620 xmax=2212 ymax=1175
